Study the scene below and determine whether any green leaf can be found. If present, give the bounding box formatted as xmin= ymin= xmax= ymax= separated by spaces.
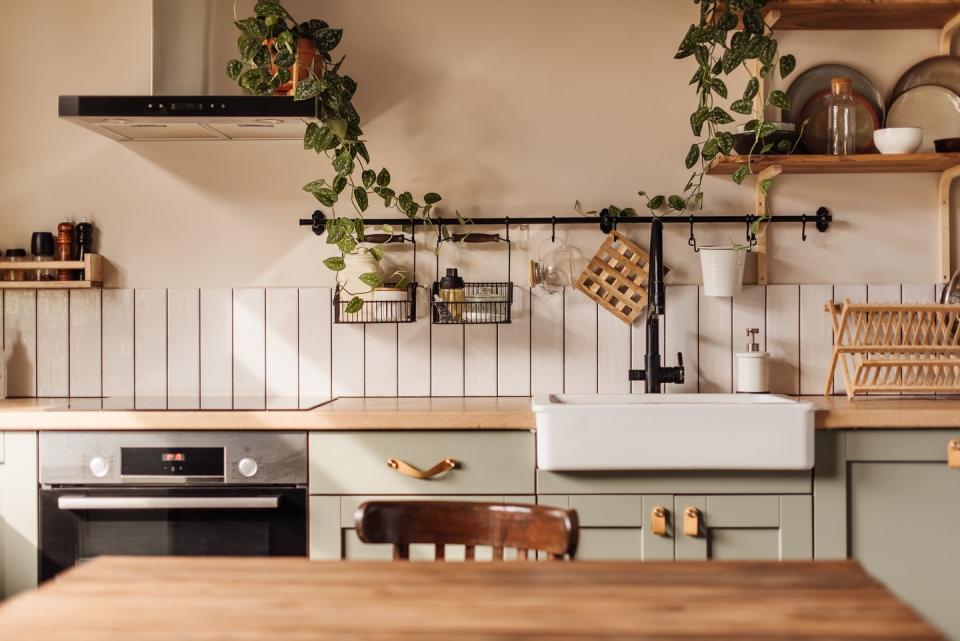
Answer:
xmin=316 ymin=126 xmax=337 ymax=151
xmin=767 ymin=90 xmax=791 ymax=110
xmin=369 ymin=246 xmax=384 ymax=261
xmin=314 ymin=188 xmax=338 ymax=207
xmin=779 ymin=54 xmax=797 ymax=79
xmin=776 ymin=139 xmax=792 ymax=153
xmin=313 ymin=28 xmax=343 ymax=52
xmin=376 ymin=168 xmax=391 ymax=187
xmin=345 ymin=296 xmax=363 ymax=314
xmin=423 ymin=192 xmax=442 ymax=204
xmin=709 ymin=107 xmax=734 ymax=125
xmin=273 ymin=49 xmax=295 ymax=69
xmin=333 ymin=150 xmax=354 ymax=176
xmin=760 ymin=143 xmax=774 ymax=154
xmin=234 ymin=17 xmax=267 ymax=39
xmin=325 ymin=117 xmax=348 ymax=140
xmin=356 ymin=142 xmax=370 ymax=163
xmin=303 ymin=122 xmax=321 ymax=150
xmin=690 ymin=106 xmax=709 ymax=136
xmin=717 ymin=131 xmax=735 ymax=155
xmin=354 ymin=218 xmax=365 ymax=239
xmin=255 ymin=2 xmax=289 ymax=18
xmin=743 ymin=77 xmax=759 ymax=101
xmin=332 ymin=175 xmax=347 ymax=194
xmin=668 ymin=195 xmax=686 ymax=211
xmin=730 ymin=98 xmax=753 ymax=115
xmin=302 ymin=178 xmax=327 ymax=193
xmin=381 ymin=224 xmax=394 ymax=234
xmin=759 ymin=179 xmax=774 ymax=195
xmin=322 ymin=256 xmax=346 ymax=271
xmin=294 ymin=77 xmax=322 ymax=100
xmin=744 ymin=119 xmax=760 ymax=132
xmin=337 ymin=237 xmax=357 ymax=254
xmin=226 ymin=59 xmax=243 ymax=81
xmin=717 ymin=12 xmax=738 ymax=31
xmin=758 ymin=122 xmax=777 ymax=138
xmin=647 ymin=195 xmax=665 ymax=210
xmin=711 ymin=77 xmax=728 ymax=99
xmin=732 ymin=165 xmax=750 ymax=185
xmin=359 ymin=272 xmax=382 ymax=288
xmin=721 ymin=49 xmax=743 ymax=75
xmin=685 ymin=144 xmax=700 ymax=169
xmin=702 ymin=137 xmax=720 ymax=161
xmin=354 ymin=186 xmax=369 ymax=212
xmin=398 ymin=191 xmax=414 ymax=211
xmin=239 ymin=68 xmax=267 ymax=93
xmin=694 ymin=45 xmax=710 ymax=67
xmin=731 ymin=31 xmax=748 ymax=54
xmin=743 ymin=10 xmax=764 ymax=34
xmin=362 ymin=169 xmax=376 ymax=189
xmin=275 ymin=29 xmax=295 ymax=51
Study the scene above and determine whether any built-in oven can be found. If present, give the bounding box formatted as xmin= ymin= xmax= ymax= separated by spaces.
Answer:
xmin=39 ymin=431 xmax=308 ymax=582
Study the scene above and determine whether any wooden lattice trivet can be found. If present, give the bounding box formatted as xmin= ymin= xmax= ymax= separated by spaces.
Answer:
xmin=575 ymin=231 xmax=657 ymax=325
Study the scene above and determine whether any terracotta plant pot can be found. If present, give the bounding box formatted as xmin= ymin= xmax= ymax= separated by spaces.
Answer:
xmin=269 ymin=37 xmax=321 ymax=95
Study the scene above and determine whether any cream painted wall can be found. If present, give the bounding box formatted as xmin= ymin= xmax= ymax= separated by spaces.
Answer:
xmin=0 ymin=0 xmax=950 ymax=287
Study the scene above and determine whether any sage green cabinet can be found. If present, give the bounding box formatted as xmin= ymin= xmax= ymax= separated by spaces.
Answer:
xmin=539 ymin=493 xmax=811 ymax=561
xmin=816 ymin=430 xmax=960 ymax=640
xmin=310 ymin=495 xmax=534 ymax=560
xmin=0 ymin=432 xmax=38 ymax=599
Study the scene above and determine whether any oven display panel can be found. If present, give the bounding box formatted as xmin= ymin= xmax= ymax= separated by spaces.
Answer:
xmin=121 ymin=447 xmax=224 ymax=476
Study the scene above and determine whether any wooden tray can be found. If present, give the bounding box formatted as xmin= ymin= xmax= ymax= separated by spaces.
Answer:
xmin=575 ymin=231 xmax=655 ymax=325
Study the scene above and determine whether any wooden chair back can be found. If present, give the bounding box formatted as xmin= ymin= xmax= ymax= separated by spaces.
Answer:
xmin=354 ymin=500 xmax=579 ymax=561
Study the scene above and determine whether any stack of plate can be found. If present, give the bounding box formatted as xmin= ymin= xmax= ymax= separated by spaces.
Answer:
xmin=784 ymin=64 xmax=884 ymax=154
xmin=887 ymin=56 xmax=960 ymax=152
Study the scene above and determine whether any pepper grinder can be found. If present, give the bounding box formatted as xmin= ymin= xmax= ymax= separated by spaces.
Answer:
xmin=75 ymin=217 xmax=94 ymax=279
xmin=56 ymin=219 xmax=75 ymax=281
xmin=736 ymin=328 xmax=769 ymax=393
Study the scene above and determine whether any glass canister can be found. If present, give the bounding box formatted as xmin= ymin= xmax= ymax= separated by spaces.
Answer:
xmin=4 ymin=248 xmax=27 ymax=281
xmin=438 ymin=268 xmax=466 ymax=321
xmin=31 ymin=232 xmax=56 ymax=281
xmin=826 ymin=76 xmax=857 ymax=156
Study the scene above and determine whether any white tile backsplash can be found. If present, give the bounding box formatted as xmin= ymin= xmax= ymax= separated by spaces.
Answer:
xmin=2 ymin=284 xmax=938 ymax=402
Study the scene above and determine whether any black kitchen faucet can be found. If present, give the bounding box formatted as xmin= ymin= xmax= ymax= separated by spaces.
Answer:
xmin=627 ymin=217 xmax=684 ymax=393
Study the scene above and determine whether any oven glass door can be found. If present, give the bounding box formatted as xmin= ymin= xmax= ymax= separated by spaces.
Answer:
xmin=40 ymin=486 xmax=307 ymax=581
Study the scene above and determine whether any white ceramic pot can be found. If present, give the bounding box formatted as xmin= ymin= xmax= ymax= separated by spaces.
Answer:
xmin=873 ymin=127 xmax=923 ymax=154
xmin=699 ymin=245 xmax=746 ymax=297
xmin=336 ymin=251 xmax=382 ymax=302
xmin=373 ymin=287 xmax=409 ymax=322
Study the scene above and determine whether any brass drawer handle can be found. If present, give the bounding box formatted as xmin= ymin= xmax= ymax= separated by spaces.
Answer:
xmin=651 ymin=506 xmax=668 ymax=536
xmin=683 ymin=507 xmax=701 ymax=537
xmin=386 ymin=457 xmax=459 ymax=479
xmin=949 ymin=440 xmax=960 ymax=469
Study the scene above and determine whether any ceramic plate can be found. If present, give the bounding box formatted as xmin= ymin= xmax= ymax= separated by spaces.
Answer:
xmin=798 ymin=89 xmax=880 ymax=154
xmin=887 ymin=85 xmax=960 ymax=152
xmin=892 ymin=55 xmax=960 ymax=103
xmin=784 ymin=64 xmax=884 ymax=129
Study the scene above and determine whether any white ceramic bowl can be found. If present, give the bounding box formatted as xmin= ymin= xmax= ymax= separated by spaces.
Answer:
xmin=873 ymin=127 xmax=923 ymax=154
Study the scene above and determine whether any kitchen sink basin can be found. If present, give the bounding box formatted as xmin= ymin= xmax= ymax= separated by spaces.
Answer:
xmin=532 ymin=393 xmax=814 ymax=471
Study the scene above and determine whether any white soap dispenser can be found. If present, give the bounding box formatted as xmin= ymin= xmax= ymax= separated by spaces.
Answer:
xmin=736 ymin=328 xmax=769 ymax=393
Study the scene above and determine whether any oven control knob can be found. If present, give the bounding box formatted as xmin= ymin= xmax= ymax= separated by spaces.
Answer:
xmin=88 ymin=457 xmax=109 ymax=478
xmin=237 ymin=457 xmax=258 ymax=478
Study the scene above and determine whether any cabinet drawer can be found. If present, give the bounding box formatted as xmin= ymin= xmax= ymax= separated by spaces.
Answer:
xmin=309 ymin=431 xmax=534 ymax=495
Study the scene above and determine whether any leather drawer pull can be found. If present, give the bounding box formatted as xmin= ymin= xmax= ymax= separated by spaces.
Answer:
xmin=683 ymin=507 xmax=701 ymax=537
xmin=949 ymin=440 xmax=960 ymax=469
xmin=386 ymin=457 xmax=459 ymax=479
xmin=651 ymin=506 xmax=668 ymax=536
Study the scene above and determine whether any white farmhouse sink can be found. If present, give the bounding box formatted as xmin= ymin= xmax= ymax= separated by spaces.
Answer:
xmin=532 ymin=394 xmax=814 ymax=471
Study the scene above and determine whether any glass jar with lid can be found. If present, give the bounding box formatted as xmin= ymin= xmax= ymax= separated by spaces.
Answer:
xmin=4 ymin=248 xmax=27 ymax=281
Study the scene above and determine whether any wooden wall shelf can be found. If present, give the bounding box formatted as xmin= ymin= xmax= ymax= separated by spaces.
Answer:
xmin=707 ymin=153 xmax=960 ymax=175
xmin=0 ymin=254 xmax=103 ymax=289
xmin=764 ymin=0 xmax=960 ymax=30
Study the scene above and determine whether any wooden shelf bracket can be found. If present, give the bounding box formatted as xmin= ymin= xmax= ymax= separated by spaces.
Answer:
xmin=755 ymin=164 xmax=783 ymax=285
xmin=940 ymin=10 xmax=960 ymax=54
xmin=940 ymin=165 xmax=960 ymax=283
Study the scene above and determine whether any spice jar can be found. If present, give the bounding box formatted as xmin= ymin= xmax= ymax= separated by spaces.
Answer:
xmin=31 ymin=232 xmax=56 ymax=281
xmin=4 ymin=249 xmax=27 ymax=281
xmin=438 ymin=268 xmax=466 ymax=321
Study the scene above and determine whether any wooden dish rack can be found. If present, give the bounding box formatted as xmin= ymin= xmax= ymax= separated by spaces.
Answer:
xmin=825 ymin=301 xmax=960 ymax=397
xmin=0 ymin=254 xmax=102 ymax=289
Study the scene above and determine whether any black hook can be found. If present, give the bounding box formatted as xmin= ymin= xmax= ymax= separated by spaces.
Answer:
xmin=688 ymin=215 xmax=699 ymax=253
xmin=551 ymin=216 xmax=556 ymax=243
xmin=745 ymin=215 xmax=758 ymax=253
xmin=801 ymin=214 xmax=808 ymax=242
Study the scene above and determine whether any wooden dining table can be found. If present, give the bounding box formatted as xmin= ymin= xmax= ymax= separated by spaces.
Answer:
xmin=0 ymin=556 xmax=943 ymax=640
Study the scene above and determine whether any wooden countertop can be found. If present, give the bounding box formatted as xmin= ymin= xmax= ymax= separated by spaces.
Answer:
xmin=0 ymin=395 xmax=958 ymax=431
xmin=0 ymin=557 xmax=941 ymax=640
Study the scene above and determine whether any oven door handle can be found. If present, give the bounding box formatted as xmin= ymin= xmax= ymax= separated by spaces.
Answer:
xmin=56 ymin=496 xmax=280 ymax=510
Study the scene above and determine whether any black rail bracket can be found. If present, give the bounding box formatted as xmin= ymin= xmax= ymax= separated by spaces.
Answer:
xmin=815 ymin=207 xmax=831 ymax=233
xmin=298 ymin=210 xmax=327 ymax=236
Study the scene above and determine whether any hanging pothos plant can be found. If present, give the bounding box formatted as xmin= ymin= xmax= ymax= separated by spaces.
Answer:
xmin=579 ymin=0 xmax=800 ymax=233
xmin=227 ymin=1 xmax=441 ymax=313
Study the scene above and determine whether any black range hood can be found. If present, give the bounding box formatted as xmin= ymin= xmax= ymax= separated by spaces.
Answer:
xmin=58 ymin=95 xmax=318 ymax=142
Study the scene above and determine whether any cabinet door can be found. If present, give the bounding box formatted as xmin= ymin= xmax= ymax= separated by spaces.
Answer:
xmin=310 ymin=495 xmax=534 ymax=561
xmin=538 ymin=495 xmax=674 ymax=560
xmin=674 ymin=495 xmax=812 ymax=561
xmin=0 ymin=432 xmax=39 ymax=598
xmin=849 ymin=461 xmax=960 ymax=639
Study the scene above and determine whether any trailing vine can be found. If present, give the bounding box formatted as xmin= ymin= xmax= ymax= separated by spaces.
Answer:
xmin=227 ymin=1 xmax=441 ymax=312
xmin=584 ymin=0 xmax=800 ymax=234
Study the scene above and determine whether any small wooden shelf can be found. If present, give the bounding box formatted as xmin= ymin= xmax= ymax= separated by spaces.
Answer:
xmin=0 ymin=254 xmax=102 ymax=289
xmin=707 ymin=153 xmax=960 ymax=175
xmin=762 ymin=0 xmax=960 ymax=30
